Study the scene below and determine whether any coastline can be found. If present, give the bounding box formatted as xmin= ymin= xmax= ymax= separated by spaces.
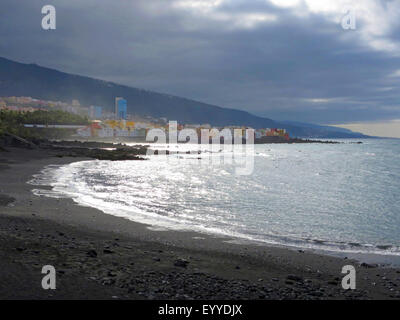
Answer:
xmin=1 ymin=147 xmax=400 ymax=299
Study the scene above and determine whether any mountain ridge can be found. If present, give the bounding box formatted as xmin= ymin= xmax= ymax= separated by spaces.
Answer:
xmin=0 ymin=56 xmax=367 ymax=138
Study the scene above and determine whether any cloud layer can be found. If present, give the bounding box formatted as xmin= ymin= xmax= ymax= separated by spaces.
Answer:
xmin=1 ymin=0 xmax=400 ymax=123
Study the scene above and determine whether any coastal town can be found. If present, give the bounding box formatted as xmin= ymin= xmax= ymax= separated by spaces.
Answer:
xmin=0 ymin=96 xmax=290 ymax=141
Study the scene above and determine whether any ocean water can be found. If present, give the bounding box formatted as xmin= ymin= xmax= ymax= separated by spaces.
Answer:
xmin=30 ymin=139 xmax=400 ymax=257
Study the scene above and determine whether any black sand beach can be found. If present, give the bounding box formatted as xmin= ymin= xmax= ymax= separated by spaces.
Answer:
xmin=1 ymin=147 xmax=400 ymax=300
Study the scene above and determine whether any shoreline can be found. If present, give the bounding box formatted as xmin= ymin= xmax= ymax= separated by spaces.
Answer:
xmin=1 ymin=147 xmax=400 ymax=299
xmin=30 ymin=162 xmax=400 ymax=266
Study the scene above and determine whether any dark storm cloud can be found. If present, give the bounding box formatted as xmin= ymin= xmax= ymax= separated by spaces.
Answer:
xmin=1 ymin=0 xmax=400 ymax=123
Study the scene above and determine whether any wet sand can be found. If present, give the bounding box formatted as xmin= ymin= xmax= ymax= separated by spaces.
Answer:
xmin=0 ymin=147 xmax=399 ymax=299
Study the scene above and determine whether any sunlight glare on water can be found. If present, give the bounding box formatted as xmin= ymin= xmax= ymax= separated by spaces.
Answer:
xmin=30 ymin=139 xmax=400 ymax=256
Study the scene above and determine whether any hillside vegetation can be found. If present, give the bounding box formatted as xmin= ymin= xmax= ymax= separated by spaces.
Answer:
xmin=0 ymin=110 xmax=89 ymax=138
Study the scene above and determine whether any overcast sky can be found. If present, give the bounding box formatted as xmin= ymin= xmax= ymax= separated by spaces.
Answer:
xmin=1 ymin=0 xmax=400 ymax=128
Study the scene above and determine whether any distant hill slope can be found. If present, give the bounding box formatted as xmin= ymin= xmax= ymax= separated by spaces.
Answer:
xmin=281 ymin=121 xmax=354 ymax=133
xmin=0 ymin=57 xmax=367 ymax=138
xmin=280 ymin=121 xmax=369 ymax=138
